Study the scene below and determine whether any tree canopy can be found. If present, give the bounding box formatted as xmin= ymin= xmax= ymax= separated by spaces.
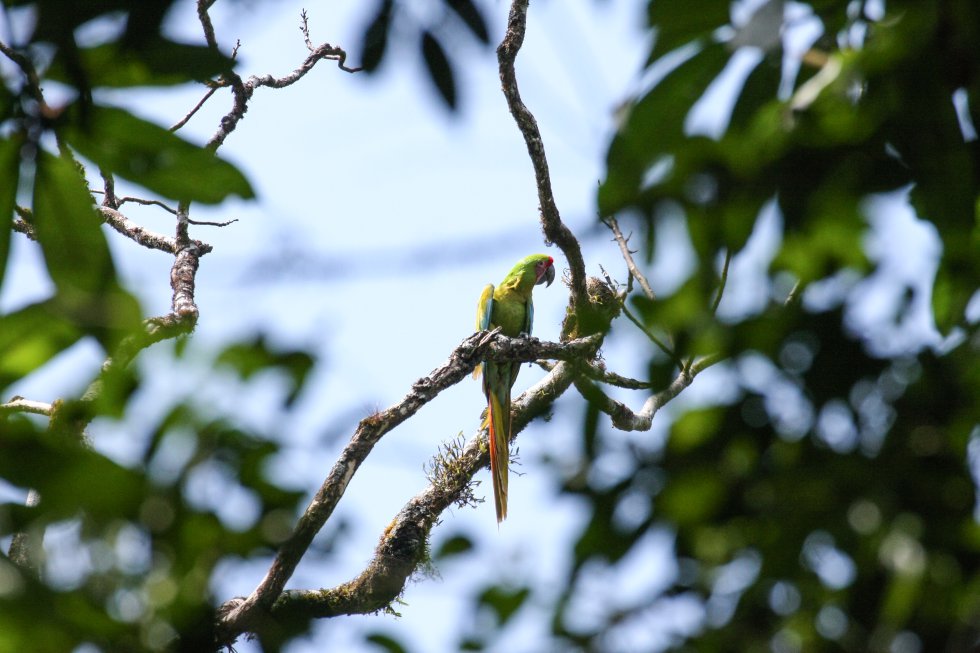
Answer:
xmin=1 ymin=1 xmax=978 ymax=652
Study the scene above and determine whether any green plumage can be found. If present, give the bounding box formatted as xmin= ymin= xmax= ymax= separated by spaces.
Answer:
xmin=474 ymin=254 xmax=555 ymax=523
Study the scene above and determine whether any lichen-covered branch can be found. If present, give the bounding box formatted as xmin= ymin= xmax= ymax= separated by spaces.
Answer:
xmin=99 ymin=206 xmax=183 ymax=254
xmin=215 ymin=333 xmax=598 ymax=642
xmin=497 ymin=0 xmax=587 ymax=314
xmin=0 ymin=398 xmax=53 ymax=416
xmin=220 ymin=359 xmax=578 ymax=640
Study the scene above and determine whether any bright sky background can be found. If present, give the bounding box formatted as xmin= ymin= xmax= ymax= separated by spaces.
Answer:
xmin=1 ymin=0 xmax=946 ymax=651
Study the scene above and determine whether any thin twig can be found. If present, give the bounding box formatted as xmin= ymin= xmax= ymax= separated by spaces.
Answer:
xmin=582 ymin=362 xmax=653 ymax=390
xmin=187 ymin=217 xmax=238 ymax=227
xmin=604 ymin=216 xmax=655 ymax=301
xmin=711 ymin=249 xmax=732 ymax=315
xmin=0 ymin=397 xmax=53 ymax=416
xmin=91 ymin=191 xmax=179 ymax=215
xmin=246 ymin=41 xmax=361 ymax=88
xmin=300 ymin=9 xmax=315 ymax=51
xmin=785 ymin=279 xmax=802 ymax=305
xmin=118 ymin=196 xmax=178 ymax=214
xmin=622 ymin=304 xmax=683 ymax=369
xmin=170 ymin=86 xmax=219 ymax=132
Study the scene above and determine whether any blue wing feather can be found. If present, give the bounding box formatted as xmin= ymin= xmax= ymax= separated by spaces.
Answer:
xmin=473 ymin=284 xmax=495 ymax=380
xmin=476 ymin=283 xmax=494 ymax=331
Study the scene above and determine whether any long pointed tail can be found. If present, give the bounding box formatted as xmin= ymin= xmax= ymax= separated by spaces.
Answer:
xmin=487 ymin=390 xmax=510 ymax=522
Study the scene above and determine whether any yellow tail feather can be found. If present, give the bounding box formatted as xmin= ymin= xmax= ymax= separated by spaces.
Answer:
xmin=487 ymin=391 xmax=510 ymax=522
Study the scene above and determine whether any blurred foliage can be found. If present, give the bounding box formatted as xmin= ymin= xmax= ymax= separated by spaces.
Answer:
xmin=0 ymin=1 xmax=294 ymax=651
xmin=541 ymin=1 xmax=980 ymax=652
xmin=357 ymin=0 xmax=492 ymax=110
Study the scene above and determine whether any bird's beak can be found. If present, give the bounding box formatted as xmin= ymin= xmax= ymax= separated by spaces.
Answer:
xmin=538 ymin=263 xmax=556 ymax=287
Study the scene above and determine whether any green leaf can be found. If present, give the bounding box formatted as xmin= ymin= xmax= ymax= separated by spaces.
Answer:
xmin=45 ymin=39 xmax=234 ymax=88
xmin=631 ymin=277 xmax=706 ymax=334
xmin=727 ymin=56 xmax=782 ymax=132
xmin=447 ymin=0 xmax=490 ymax=44
xmin=361 ymin=0 xmax=394 ymax=73
xmin=477 ymin=585 xmax=530 ymax=626
xmin=365 ymin=632 xmax=410 ymax=653
xmin=434 ymin=533 xmax=475 ymax=559
xmin=421 ymin=31 xmax=457 ymax=110
xmin=647 ymin=0 xmax=730 ymax=61
xmin=216 ymin=335 xmax=315 ymax=408
xmin=62 ymin=104 xmax=254 ymax=204
xmin=32 ymin=150 xmax=115 ymax=297
xmin=0 ymin=423 xmax=145 ymax=525
xmin=0 ymin=299 xmax=81 ymax=391
xmin=773 ymin=210 xmax=868 ymax=284
xmin=0 ymin=136 xmax=19 ymax=290
xmin=670 ymin=407 xmax=724 ymax=454
xmin=656 ymin=466 xmax=726 ymax=526
xmin=600 ymin=42 xmax=730 ymax=214
xmin=32 ymin=150 xmax=141 ymax=348
xmin=931 ymin=262 xmax=975 ymax=332
xmin=10 ymin=0 xmax=176 ymax=43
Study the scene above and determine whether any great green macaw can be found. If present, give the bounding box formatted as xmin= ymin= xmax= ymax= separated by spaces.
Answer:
xmin=474 ymin=254 xmax=556 ymax=522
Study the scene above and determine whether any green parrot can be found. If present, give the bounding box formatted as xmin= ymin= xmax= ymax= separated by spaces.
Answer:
xmin=474 ymin=254 xmax=556 ymax=522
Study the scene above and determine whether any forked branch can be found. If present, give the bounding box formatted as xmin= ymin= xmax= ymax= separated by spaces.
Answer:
xmin=216 ymin=332 xmax=599 ymax=641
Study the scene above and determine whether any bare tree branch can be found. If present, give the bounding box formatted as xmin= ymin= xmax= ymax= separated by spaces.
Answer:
xmin=197 ymin=0 xmax=220 ymax=50
xmin=172 ymin=207 xmax=204 ymax=320
xmin=117 ymin=196 xmax=178 ymax=215
xmin=187 ymin=217 xmax=238 ymax=227
xmin=497 ymin=0 xmax=587 ymax=316
xmin=604 ymin=216 xmax=656 ymax=301
xmin=170 ymin=86 xmax=219 ymax=132
xmin=582 ymin=361 xmax=653 ymax=390
xmin=99 ymin=169 xmax=118 ymax=208
xmin=0 ymin=398 xmax=53 ymax=416
xmin=215 ymin=332 xmax=599 ymax=641
xmin=202 ymin=10 xmax=359 ymax=152
xmin=575 ymin=354 xmax=722 ymax=431
xmin=219 ymin=356 xmax=580 ymax=641
xmin=99 ymin=206 xmax=182 ymax=254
